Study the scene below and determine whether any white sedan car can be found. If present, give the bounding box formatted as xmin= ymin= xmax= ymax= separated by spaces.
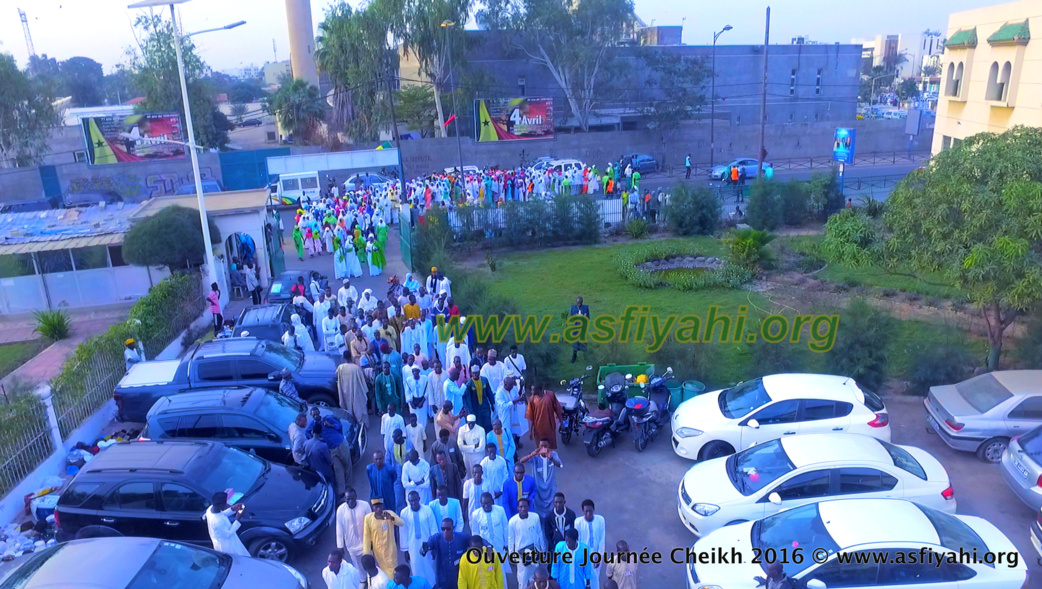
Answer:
xmin=688 ymin=499 xmax=1026 ymax=589
xmin=677 ymin=433 xmax=955 ymax=538
xmin=671 ymin=374 xmax=891 ymax=461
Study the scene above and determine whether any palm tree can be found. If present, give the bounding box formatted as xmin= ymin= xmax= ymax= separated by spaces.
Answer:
xmin=265 ymin=78 xmax=324 ymax=144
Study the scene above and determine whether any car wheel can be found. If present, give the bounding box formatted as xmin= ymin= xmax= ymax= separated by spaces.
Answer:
xmin=250 ymin=538 xmax=292 ymax=562
xmin=976 ymin=437 xmax=1008 ymax=463
xmin=699 ymin=441 xmax=735 ymax=462
xmin=308 ymin=393 xmax=336 ymax=407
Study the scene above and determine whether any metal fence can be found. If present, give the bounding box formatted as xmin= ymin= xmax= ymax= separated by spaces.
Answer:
xmin=0 ymin=398 xmax=55 ymax=497
xmin=663 ymin=150 xmax=931 ymax=177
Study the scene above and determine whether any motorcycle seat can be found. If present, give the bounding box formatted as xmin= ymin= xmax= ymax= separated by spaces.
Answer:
xmin=555 ymin=392 xmax=579 ymax=411
xmin=583 ymin=415 xmax=612 ymax=425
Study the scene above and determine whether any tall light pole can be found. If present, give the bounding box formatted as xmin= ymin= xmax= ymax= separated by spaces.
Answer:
xmin=127 ymin=0 xmax=244 ymax=293
xmin=756 ymin=7 xmax=770 ymax=178
xmin=710 ymin=24 xmax=732 ymax=171
xmin=441 ymin=20 xmax=465 ymax=176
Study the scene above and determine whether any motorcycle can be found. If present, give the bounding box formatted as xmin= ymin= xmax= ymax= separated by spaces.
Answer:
xmin=631 ymin=367 xmax=674 ymax=452
xmin=583 ymin=372 xmax=633 ymax=457
xmin=555 ymin=366 xmax=593 ymax=445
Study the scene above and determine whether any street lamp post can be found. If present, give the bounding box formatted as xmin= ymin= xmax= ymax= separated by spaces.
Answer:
xmin=441 ymin=21 xmax=465 ymax=176
xmin=127 ymin=0 xmax=244 ymax=294
xmin=710 ymin=24 xmax=732 ymax=171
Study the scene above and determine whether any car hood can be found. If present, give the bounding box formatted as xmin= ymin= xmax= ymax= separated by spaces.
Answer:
xmin=241 ymin=463 xmax=326 ymax=521
xmin=226 ymin=556 xmax=306 ymax=588
xmin=928 ymin=384 xmax=981 ymax=418
xmin=673 ymin=389 xmax=732 ymax=431
xmin=681 ymin=457 xmax=745 ymax=506
xmin=300 ymin=353 xmax=338 ymax=376
xmin=690 ymin=522 xmax=761 ymax=587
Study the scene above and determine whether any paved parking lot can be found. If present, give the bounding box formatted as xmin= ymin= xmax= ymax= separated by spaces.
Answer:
xmin=292 ymin=394 xmax=1040 ymax=587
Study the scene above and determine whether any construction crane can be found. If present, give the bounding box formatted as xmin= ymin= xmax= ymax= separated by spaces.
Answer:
xmin=18 ymin=8 xmax=36 ymax=58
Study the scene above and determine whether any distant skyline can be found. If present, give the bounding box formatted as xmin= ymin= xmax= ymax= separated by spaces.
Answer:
xmin=0 ymin=0 xmax=1002 ymax=76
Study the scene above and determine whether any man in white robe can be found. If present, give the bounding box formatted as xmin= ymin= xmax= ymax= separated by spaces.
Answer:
xmin=470 ymin=492 xmax=511 ymax=587
xmin=399 ymin=491 xmax=438 ymax=584
xmin=335 ymin=487 xmax=372 ymax=572
xmin=576 ymin=499 xmax=607 ymax=589
xmin=479 ymin=350 xmax=507 ymax=394
xmin=313 ymin=294 xmax=332 ymax=348
xmin=338 ymin=279 xmax=358 ymax=309
xmin=204 ymin=492 xmax=249 ymax=556
xmin=446 ymin=341 xmax=470 ymax=371
xmin=401 ymin=450 xmax=433 ymax=505
xmin=322 ymin=308 xmax=340 ymax=352
xmin=456 ymin=415 xmax=485 ymax=479
xmin=508 ymin=497 xmax=546 ymax=589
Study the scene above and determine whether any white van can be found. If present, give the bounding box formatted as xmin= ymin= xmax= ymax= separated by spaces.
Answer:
xmin=275 ymin=171 xmax=321 ymax=205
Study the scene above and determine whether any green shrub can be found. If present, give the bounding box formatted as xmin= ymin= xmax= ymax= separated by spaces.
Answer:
xmin=796 ymin=253 xmax=826 ymax=273
xmin=1015 ymin=312 xmax=1042 ymax=368
xmin=858 ymin=195 xmax=886 ymax=219
xmin=33 ymin=310 xmax=71 ymax=341
xmin=749 ymin=330 xmax=802 ymax=377
xmin=745 ymin=180 xmax=782 ymax=231
xmin=122 ymin=205 xmax=222 ymax=270
xmin=414 ymin=206 xmax=455 ymax=272
xmin=780 ymin=181 xmax=812 ymax=226
xmin=906 ymin=341 xmax=975 ymax=395
xmin=825 ymin=299 xmax=894 ymax=391
xmin=820 ymin=208 xmax=880 ymax=266
xmin=625 ymin=218 xmax=650 ymax=239
xmin=613 ymin=242 xmax=753 ymax=291
xmin=808 ymin=171 xmax=845 ymax=220
xmin=649 ymin=340 xmax=718 ymax=388
xmin=664 ymin=184 xmax=719 ymax=236
xmin=723 ymin=228 xmax=776 ymax=271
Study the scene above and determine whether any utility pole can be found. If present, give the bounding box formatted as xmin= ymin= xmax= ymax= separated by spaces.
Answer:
xmin=442 ymin=21 xmax=465 ymax=176
xmin=710 ymin=25 xmax=733 ymax=171
xmin=385 ymin=71 xmax=406 ymax=184
xmin=757 ymin=7 xmax=771 ymax=178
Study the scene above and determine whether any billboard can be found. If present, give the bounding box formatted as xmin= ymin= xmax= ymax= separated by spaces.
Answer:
xmin=82 ymin=112 xmax=186 ymax=165
xmin=832 ymin=127 xmax=856 ymax=164
xmin=475 ymin=97 xmax=554 ymax=142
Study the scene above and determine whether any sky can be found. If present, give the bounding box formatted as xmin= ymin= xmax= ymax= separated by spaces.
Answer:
xmin=0 ymin=0 xmax=1003 ymax=75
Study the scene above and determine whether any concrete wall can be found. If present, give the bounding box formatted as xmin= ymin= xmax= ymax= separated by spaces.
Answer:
xmin=396 ymin=119 xmax=933 ymax=176
xmin=57 ymin=154 xmax=225 ymax=203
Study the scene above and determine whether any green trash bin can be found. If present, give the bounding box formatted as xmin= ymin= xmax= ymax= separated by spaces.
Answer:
xmin=681 ymin=380 xmax=706 ymax=403
xmin=666 ymin=380 xmax=684 ymax=410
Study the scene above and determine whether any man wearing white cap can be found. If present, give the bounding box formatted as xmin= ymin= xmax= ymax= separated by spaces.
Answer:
xmin=338 ymin=279 xmax=358 ymax=310
xmin=457 ymin=414 xmax=485 ymax=479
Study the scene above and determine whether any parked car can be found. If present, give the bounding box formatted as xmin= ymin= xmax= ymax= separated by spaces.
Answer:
xmin=0 ymin=537 xmax=308 ymax=589
xmin=343 ymin=173 xmax=392 ymax=191
xmin=530 ymin=156 xmax=555 ymax=172
xmin=1031 ymin=506 xmax=1042 ymax=566
xmin=924 ymin=370 xmax=1042 ymax=463
xmin=113 ymin=337 xmax=341 ymax=422
xmin=239 ymin=118 xmax=264 ymax=127
xmin=63 ymin=190 xmax=123 ymax=208
xmin=54 ymin=441 xmax=333 ymax=563
xmin=142 ymin=387 xmax=367 ymax=465
xmin=0 ymin=199 xmax=53 ymax=214
xmin=624 ymin=153 xmax=659 ymax=173
xmin=233 ymin=304 xmax=296 ymax=343
xmin=1002 ymin=423 xmax=1042 ymax=510
xmin=266 ymin=270 xmax=328 ymax=305
xmin=708 ymin=158 xmax=772 ymax=181
xmin=671 ymin=374 xmax=891 ymax=461
xmin=677 ymin=433 xmax=955 ymax=538
xmin=687 ymin=499 xmax=1027 ymax=589
xmin=549 ymin=159 xmax=585 ymax=175
xmin=443 ymin=165 xmax=481 ymax=175
xmin=174 ymin=180 xmax=224 ymax=195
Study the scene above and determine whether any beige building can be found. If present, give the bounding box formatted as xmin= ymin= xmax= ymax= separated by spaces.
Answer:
xmin=933 ymin=0 xmax=1042 ymax=154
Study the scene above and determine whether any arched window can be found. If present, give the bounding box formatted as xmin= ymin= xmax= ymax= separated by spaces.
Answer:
xmin=953 ymin=62 xmax=964 ymax=97
xmin=945 ymin=63 xmax=956 ymax=96
xmin=986 ymin=62 xmax=1001 ymax=100
xmin=998 ymin=61 xmax=1012 ymax=101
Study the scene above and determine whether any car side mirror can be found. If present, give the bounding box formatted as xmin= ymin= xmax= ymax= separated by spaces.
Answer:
xmin=747 ymin=419 xmax=760 ymax=429
xmin=267 ymin=371 xmax=280 ymax=382
xmin=806 ymin=580 xmax=827 ymax=589
xmin=768 ymin=492 xmax=782 ymax=505
xmin=585 ymin=366 xmax=593 ymax=371
xmin=560 ymin=380 xmax=567 ymax=386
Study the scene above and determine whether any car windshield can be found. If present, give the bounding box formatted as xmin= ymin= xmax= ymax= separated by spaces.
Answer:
xmin=916 ymin=504 xmax=990 ymax=565
xmin=751 ymin=503 xmax=839 ymax=577
xmin=954 ymin=374 xmax=1012 ymax=413
xmin=879 ymin=440 xmax=927 ymax=480
xmin=192 ymin=446 xmax=266 ymax=497
xmin=1018 ymin=425 xmax=1042 ymax=460
xmin=0 ymin=545 xmax=64 ymax=589
xmin=719 ymin=378 xmax=771 ymax=418
xmin=255 ymin=392 xmax=305 ymax=428
xmin=726 ymin=439 xmax=795 ymax=495
xmin=126 ymin=542 xmax=230 ymax=589
xmin=259 ymin=341 xmax=303 ymax=371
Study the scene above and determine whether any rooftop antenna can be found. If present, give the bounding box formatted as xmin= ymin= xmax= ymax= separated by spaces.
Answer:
xmin=272 ymin=38 xmax=277 ymax=62
xmin=18 ymin=8 xmax=36 ymax=58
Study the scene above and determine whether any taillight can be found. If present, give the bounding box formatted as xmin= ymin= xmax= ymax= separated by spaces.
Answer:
xmin=1036 ymin=511 xmax=1042 ymax=526
xmin=867 ymin=412 xmax=889 ymax=428
xmin=1036 ymin=474 xmax=1042 ymax=488
xmin=53 ymin=509 xmax=61 ymax=529
xmin=944 ymin=418 xmax=964 ymax=431
xmin=941 ymin=485 xmax=954 ymax=500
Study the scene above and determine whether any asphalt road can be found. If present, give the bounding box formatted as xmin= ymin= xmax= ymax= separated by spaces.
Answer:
xmin=639 ymin=161 xmax=921 ymax=191
xmin=291 ymin=394 xmax=1040 ymax=588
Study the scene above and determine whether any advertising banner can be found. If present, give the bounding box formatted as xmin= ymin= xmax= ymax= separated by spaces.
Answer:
xmin=475 ymin=97 xmax=554 ymax=142
xmin=82 ymin=112 xmax=186 ymax=165
xmin=832 ymin=127 xmax=856 ymax=164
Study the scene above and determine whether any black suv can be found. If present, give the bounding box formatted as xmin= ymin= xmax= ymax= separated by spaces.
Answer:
xmin=54 ymin=441 xmax=332 ymax=563
xmin=142 ymin=387 xmax=367 ymax=466
xmin=233 ymin=304 xmax=296 ymax=343
xmin=265 ymin=270 xmax=327 ymax=305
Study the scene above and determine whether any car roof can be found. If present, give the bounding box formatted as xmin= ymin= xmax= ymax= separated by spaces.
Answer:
xmin=780 ymin=434 xmax=890 ymax=468
xmin=152 ymin=387 xmax=267 ymax=414
xmin=989 ymin=370 xmax=1042 ymax=396
xmin=5 ymin=537 xmax=162 ymax=588
xmin=818 ymin=499 xmax=939 ymax=548
xmin=273 ymin=270 xmax=308 ymax=283
xmin=194 ymin=337 xmax=263 ymax=357
xmin=762 ymin=374 xmax=865 ymax=403
xmin=79 ymin=441 xmax=212 ymax=475
xmin=238 ymin=304 xmax=289 ymax=325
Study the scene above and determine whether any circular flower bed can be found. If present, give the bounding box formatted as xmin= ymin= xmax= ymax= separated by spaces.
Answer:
xmin=614 ymin=242 xmax=752 ymax=291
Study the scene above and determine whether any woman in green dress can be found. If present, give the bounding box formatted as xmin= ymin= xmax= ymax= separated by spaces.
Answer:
xmin=353 ymin=228 xmax=366 ymax=268
xmin=375 ymin=218 xmax=389 ymax=251
xmin=291 ymin=226 xmax=304 ymax=261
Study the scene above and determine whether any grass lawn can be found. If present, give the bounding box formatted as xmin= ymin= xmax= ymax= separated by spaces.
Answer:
xmin=471 ymin=237 xmax=973 ymax=388
xmin=0 ymin=340 xmax=49 ymax=379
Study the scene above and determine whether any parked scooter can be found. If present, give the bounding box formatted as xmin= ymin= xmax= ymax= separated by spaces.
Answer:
xmin=555 ymin=366 xmax=593 ymax=445
xmin=584 ymin=372 xmax=632 ymax=457
xmin=631 ymin=367 xmax=674 ymax=452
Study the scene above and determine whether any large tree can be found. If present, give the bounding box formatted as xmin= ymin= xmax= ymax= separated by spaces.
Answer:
xmin=478 ymin=0 xmax=636 ymax=132
xmin=122 ymin=205 xmax=221 ymax=271
xmin=0 ymin=54 xmax=61 ymax=168
xmin=127 ymin=14 xmax=228 ymax=149
xmin=637 ymin=50 xmax=708 ymax=145
xmin=885 ymin=126 xmax=1042 ymax=369
xmin=265 ymin=78 xmax=324 ymax=144
xmin=316 ymin=1 xmax=395 ymax=143
xmin=61 ymin=57 xmax=105 ymax=106
xmin=396 ymin=85 xmax=438 ymax=137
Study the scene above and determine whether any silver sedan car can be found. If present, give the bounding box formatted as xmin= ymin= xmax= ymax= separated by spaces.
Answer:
xmin=1001 ymin=423 xmax=1042 ymax=510
xmin=924 ymin=370 xmax=1042 ymax=463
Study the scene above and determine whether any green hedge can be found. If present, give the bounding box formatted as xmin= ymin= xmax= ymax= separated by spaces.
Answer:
xmin=612 ymin=241 xmax=753 ymax=291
